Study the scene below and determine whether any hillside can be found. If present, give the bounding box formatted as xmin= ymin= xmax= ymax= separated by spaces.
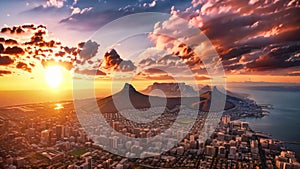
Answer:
xmin=96 ymin=83 xmax=235 ymax=113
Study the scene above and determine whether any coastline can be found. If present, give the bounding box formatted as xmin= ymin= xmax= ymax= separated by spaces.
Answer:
xmin=227 ymin=87 xmax=300 ymax=161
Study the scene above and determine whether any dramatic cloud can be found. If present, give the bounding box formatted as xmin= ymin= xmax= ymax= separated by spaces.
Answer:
xmin=135 ymin=66 xmax=209 ymax=81
xmin=136 ymin=46 xmax=211 ymax=81
xmin=46 ymin=0 xmax=67 ymax=8
xmin=59 ymin=0 xmax=191 ymax=31
xmin=246 ymin=43 xmax=300 ymax=71
xmin=0 ymin=24 xmax=135 ymax=79
xmin=3 ymin=46 xmax=24 ymax=55
xmin=136 ymin=70 xmax=175 ymax=81
xmin=151 ymin=0 xmax=300 ymax=75
xmin=0 ymin=44 xmax=4 ymax=53
xmin=148 ymin=15 xmax=222 ymax=77
xmin=78 ymin=40 xmax=99 ymax=62
xmin=0 ymin=24 xmax=77 ymax=75
xmin=102 ymin=49 xmax=136 ymax=72
xmin=2 ymin=0 xmax=300 ymax=81
xmin=16 ymin=62 xmax=32 ymax=73
xmin=3 ymin=39 xmax=18 ymax=45
xmin=1 ymin=26 xmax=25 ymax=34
xmin=0 ymin=70 xmax=12 ymax=76
xmin=139 ymin=58 xmax=156 ymax=67
xmin=0 ymin=55 xmax=14 ymax=65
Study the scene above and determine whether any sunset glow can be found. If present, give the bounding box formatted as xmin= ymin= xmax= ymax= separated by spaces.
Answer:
xmin=44 ymin=66 xmax=63 ymax=88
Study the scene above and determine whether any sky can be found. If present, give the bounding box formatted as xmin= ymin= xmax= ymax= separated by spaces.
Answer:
xmin=0 ymin=0 xmax=300 ymax=93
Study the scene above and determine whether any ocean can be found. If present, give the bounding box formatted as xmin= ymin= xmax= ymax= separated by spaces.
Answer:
xmin=228 ymin=84 xmax=300 ymax=161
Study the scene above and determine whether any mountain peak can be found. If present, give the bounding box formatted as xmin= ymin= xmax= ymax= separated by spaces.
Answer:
xmin=121 ymin=83 xmax=136 ymax=92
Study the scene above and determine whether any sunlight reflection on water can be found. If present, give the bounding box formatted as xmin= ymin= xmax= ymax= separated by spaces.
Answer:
xmin=54 ymin=103 xmax=64 ymax=110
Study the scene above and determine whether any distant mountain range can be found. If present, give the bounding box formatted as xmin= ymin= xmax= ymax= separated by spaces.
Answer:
xmin=141 ymin=82 xmax=199 ymax=97
xmin=97 ymin=83 xmax=235 ymax=113
xmin=141 ymin=82 xmax=248 ymax=99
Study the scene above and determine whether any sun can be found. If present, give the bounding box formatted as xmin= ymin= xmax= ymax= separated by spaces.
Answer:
xmin=44 ymin=66 xmax=63 ymax=88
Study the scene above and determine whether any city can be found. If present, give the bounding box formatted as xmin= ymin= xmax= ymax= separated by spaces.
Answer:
xmin=0 ymin=86 xmax=299 ymax=168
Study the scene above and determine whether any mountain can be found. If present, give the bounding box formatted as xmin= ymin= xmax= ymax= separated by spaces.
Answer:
xmin=200 ymin=86 xmax=235 ymax=111
xmin=141 ymin=82 xmax=198 ymax=97
xmin=97 ymin=83 xmax=182 ymax=113
xmin=199 ymin=85 xmax=211 ymax=94
xmin=96 ymin=83 xmax=235 ymax=113
xmin=141 ymin=83 xmax=224 ymax=97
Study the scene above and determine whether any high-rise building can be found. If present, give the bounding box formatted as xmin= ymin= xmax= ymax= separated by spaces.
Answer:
xmin=112 ymin=136 xmax=118 ymax=149
xmin=64 ymin=126 xmax=70 ymax=138
xmin=218 ymin=146 xmax=226 ymax=158
xmin=85 ymin=156 xmax=92 ymax=169
xmin=221 ymin=115 xmax=231 ymax=125
xmin=41 ymin=130 xmax=50 ymax=145
xmin=241 ymin=122 xmax=249 ymax=129
xmin=112 ymin=121 xmax=120 ymax=131
xmin=56 ymin=125 xmax=63 ymax=140
xmin=205 ymin=145 xmax=216 ymax=157
xmin=190 ymin=135 xmax=195 ymax=142
xmin=229 ymin=146 xmax=237 ymax=159
xmin=16 ymin=157 xmax=24 ymax=168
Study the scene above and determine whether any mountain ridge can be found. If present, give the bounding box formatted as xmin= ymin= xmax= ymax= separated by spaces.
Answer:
xmin=97 ymin=83 xmax=235 ymax=113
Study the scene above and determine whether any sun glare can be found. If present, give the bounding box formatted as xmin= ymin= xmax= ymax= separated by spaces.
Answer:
xmin=44 ymin=66 xmax=63 ymax=88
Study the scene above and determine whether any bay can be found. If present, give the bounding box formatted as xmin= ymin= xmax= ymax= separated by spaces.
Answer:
xmin=228 ymin=85 xmax=300 ymax=161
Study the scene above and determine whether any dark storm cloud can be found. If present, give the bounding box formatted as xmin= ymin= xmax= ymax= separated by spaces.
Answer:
xmin=0 ymin=55 xmax=14 ymax=65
